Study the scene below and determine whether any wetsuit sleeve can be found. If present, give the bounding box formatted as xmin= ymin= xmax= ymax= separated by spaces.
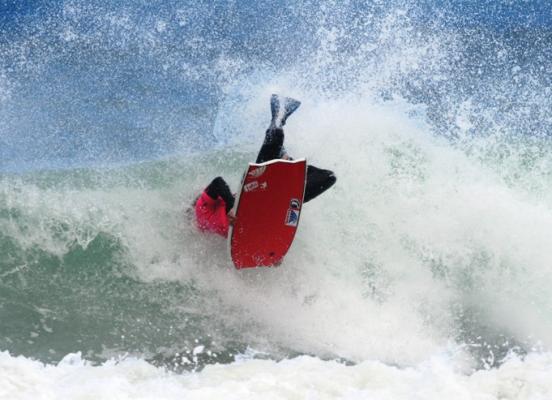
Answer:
xmin=205 ymin=177 xmax=235 ymax=213
xmin=304 ymin=165 xmax=337 ymax=203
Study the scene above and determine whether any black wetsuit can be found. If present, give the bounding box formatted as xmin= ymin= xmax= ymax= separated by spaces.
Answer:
xmin=256 ymin=127 xmax=336 ymax=203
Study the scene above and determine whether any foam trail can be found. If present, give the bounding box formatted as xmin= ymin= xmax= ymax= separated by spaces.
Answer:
xmin=2 ymin=351 xmax=552 ymax=400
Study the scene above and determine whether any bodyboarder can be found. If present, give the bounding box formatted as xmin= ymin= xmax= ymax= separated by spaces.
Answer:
xmin=193 ymin=94 xmax=336 ymax=237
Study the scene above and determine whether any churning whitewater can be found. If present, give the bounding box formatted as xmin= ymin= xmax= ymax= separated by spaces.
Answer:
xmin=2 ymin=0 xmax=552 ymax=398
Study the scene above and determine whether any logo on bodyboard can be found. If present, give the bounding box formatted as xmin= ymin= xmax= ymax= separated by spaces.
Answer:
xmin=243 ymin=180 xmax=268 ymax=192
xmin=289 ymin=198 xmax=301 ymax=209
xmin=243 ymin=181 xmax=259 ymax=192
xmin=285 ymin=209 xmax=300 ymax=227
xmin=285 ymin=198 xmax=301 ymax=226
xmin=248 ymin=166 xmax=267 ymax=178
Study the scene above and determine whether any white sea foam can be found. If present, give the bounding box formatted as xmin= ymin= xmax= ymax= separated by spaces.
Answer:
xmin=178 ymin=92 xmax=552 ymax=368
xmin=2 ymin=351 xmax=552 ymax=400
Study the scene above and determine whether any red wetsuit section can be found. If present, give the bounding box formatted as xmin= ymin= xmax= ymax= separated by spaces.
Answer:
xmin=194 ymin=191 xmax=230 ymax=237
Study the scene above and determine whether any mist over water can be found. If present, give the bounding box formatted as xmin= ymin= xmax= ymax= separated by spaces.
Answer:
xmin=2 ymin=0 xmax=552 ymax=398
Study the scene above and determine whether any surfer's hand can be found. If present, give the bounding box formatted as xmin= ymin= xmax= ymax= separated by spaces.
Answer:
xmin=227 ymin=212 xmax=236 ymax=225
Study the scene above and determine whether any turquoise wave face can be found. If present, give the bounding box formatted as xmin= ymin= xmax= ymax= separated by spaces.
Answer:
xmin=0 ymin=155 xmax=253 ymax=368
xmin=0 ymin=226 xmax=240 ymax=369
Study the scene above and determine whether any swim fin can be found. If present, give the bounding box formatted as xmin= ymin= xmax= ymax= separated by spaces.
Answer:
xmin=270 ymin=94 xmax=301 ymax=129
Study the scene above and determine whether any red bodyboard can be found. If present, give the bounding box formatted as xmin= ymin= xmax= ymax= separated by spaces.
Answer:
xmin=230 ymin=159 xmax=307 ymax=269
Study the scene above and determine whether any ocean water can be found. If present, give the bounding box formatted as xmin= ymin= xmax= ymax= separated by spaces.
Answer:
xmin=2 ymin=1 xmax=552 ymax=398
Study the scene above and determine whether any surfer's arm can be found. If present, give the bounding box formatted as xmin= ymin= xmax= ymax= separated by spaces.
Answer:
xmin=227 ymin=211 xmax=236 ymax=225
xmin=210 ymin=201 xmax=231 ymax=236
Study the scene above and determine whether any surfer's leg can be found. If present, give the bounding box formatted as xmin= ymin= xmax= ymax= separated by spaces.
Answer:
xmin=255 ymin=127 xmax=285 ymax=163
xmin=205 ymin=176 xmax=235 ymax=213
xmin=269 ymin=94 xmax=301 ymax=129
xmin=304 ymin=165 xmax=336 ymax=203
xmin=256 ymin=95 xmax=301 ymax=163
